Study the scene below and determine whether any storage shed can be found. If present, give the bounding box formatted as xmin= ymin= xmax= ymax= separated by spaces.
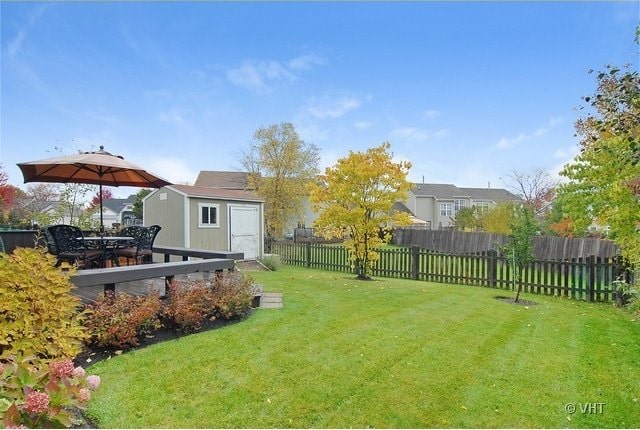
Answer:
xmin=143 ymin=185 xmax=264 ymax=259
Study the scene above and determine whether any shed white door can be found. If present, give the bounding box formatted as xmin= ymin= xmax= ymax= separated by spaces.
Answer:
xmin=229 ymin=205 xmax=260 ymax=259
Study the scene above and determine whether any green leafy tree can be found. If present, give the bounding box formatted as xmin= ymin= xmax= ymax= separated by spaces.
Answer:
xmin=501 ymin=207 xmax=538 ymax=302
xmin=478 ymin=201 xmax=520 ymax=234
xmin=309 ymin=143 xmax=412 ymax=280
xmin=241 ymin=122 xmax=320 ymax=238
xmin=454 ymin=206 xmax=482 ymax=231
xmin=558 ymin=63 xmax=639 ymax=266
xmin=133 ymin=188 xmax=152 ymax=219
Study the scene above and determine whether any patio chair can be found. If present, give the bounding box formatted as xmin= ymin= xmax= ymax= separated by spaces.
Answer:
xmin=43 ymin=227 xmax=57 ymax=255
xmin=45 ymin=224 xmax=103 ymax=269
xmin=115 ymin=225 xmax=161 ymax=265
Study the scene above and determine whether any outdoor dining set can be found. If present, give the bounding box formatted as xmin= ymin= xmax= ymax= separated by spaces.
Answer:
xmin=43 ymin=224 xmax=161 ymax=269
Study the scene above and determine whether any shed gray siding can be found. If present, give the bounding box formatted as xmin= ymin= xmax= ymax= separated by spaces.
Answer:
xmin=143 ymin=188 xmax=186 ymax=247
xmin=187 ymin=197 xmax=230 ymax=250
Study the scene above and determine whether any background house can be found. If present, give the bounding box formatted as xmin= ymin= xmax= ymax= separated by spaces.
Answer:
xmin=143 ymin=184 xmax=264 ymax=259
xmin=93 ymin=195 xmax=138 ymax=229
xmin=406 ymin=183 xmax=521 ymax=228
xmin=194 ymin=171 xmax=251 ymax=190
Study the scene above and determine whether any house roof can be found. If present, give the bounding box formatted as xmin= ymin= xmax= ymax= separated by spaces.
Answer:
xmin=392 ymin=201 xmax=415 ymax=215
xmin=194 ymin=171 xmax=251 ymax=189
xmin=411 ymin=183 xmax=462 ymax=199
xmin=168 ymin=184 xmax=264 ymax=202
xmin=102 ymin=195 xmax=136 ymax=213
xmin=411 ymin=183 xmax=521 ymax=202
xmin=457 ymin=187 xmax=521 ymax=202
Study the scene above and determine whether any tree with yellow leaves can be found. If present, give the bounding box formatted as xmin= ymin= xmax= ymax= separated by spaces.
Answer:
xmin=242 ymin=122 xmax=320 ymax=238
xmin=309 ymin=143 xmax=412 ymax=280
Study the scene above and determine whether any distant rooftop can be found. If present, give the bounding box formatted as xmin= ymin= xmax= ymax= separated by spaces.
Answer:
xmin=194 ymin=171 xmax=251 ymax=190
xmin=102 ymin=194 xmax=136 ymax=212
xmin=411 ymin=183 xmax=521 ymax=202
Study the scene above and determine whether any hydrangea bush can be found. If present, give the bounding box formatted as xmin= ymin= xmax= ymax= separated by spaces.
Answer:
xmin=0 ymin=355 xmax=101 ymax=428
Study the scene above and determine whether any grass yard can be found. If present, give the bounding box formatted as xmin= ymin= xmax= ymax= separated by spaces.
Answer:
xmin=86 ymin=266 xmax=640 ymax=428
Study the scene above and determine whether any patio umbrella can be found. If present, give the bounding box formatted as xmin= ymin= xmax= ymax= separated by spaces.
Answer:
xmin=17 ymin=145 xmax=172 ymax=234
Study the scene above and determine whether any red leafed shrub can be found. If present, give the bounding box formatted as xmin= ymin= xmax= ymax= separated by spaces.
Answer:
xmin=211 ymin=272 xmax=254 ymax=320
xmin=165 ymin=280 xmax=217 ymax=333
xmin=84 ymin=292 xmax=163 ymax=350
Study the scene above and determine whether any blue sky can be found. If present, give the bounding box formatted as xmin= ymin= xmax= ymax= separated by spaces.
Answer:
xmin=1 ymin=1 xmax=638 ymax=198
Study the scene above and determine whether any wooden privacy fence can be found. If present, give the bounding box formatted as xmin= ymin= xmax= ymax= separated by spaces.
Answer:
xmin=269 ymin=241 xmax=634 ymax=303
xmin=392 ymin=228 xmax=621 ymax=260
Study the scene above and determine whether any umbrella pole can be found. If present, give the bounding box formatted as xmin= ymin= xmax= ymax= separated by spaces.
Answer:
xmin=99 ymin=182 xmax=104 ymax=237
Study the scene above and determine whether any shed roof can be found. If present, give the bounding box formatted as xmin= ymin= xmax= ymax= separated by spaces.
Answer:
xmin=168 ymin=184 xmax=264 ymax=202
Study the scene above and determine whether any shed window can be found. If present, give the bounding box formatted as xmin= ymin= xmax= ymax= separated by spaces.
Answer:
xmin=199 ymin=203 xmax=220 ymax=228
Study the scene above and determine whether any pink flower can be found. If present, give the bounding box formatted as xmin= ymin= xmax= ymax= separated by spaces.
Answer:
xmin=86 ymin=375 xmax=101 ymax=390
xmin=78 ymin=388 xmax=91 ymax=403
xmin=72 ymin=366 xmax=86 ymax=378
xmin=24 ymin=391 xmax=50 ymax=414
xmin=49 ymin=359 xmax=74 ymax=380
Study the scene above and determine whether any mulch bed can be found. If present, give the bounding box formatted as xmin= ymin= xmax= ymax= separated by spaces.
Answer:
xmin=494 ymin=295 xmax=538 ymax=306
xmin=74 ymin=310 xmax=254 ymax=369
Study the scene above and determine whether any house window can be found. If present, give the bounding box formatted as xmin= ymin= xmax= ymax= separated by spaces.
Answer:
xmin=474 ymin=202 xmax=490 ymax=212
xmin=454 ymin=199 xmax=467 ymax=212
xmin=199 ymin=203 xmax=220 ymax=228
xmin=440 ymin=202 xmax=453 ymax=217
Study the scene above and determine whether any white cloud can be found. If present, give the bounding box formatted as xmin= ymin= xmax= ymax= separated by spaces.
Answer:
xmin=148 ymin=157 xmax=198 ymax=185
xmin=297 ymin=123 xmax=329 ymax=143
xmin=548 ymin=116 xmax=563 ymax=127
xmin=263 ymin=60 xmax=296 ymax=81
xmin=287 ymin=54 xmax=327 ymax=70
xmin=158 ymin=108 xmax=186 ymax=126
xmin=227 ymin=62 xmax=270 ymax=92
xmin=423 ymin=109 xmax=441 ymax=120
xmin=496 ymin=116 xmax=564 ymax=150
xmin=391 ymin=127 xmax=450 ymax=142
xmin=306 ymin=94 xmax=363 ymax=119
xmin=7 ymin=5 xmax=47 ymax=58
xmin=227 ymin=53 xmax=326 ymax=93
xmin=550 ymin=144 xmax=580 ymax=183
xmin=354 ymin=121 xmax=372 ymax=130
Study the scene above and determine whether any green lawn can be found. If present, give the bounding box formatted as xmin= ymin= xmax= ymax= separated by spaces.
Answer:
xmin=86 ymin=266 xmax=640 ymax=428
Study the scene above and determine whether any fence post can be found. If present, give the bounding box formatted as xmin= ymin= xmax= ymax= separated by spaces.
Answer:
xmin=587 ymin=255 xmax=596 ymax=302
xmin=305 ymin=242 xmax=311 ymax=268
xmin=411 ymin=245 xmax=420 ymax=280
xmin=488 ymin=250 xmax=497 ymax=288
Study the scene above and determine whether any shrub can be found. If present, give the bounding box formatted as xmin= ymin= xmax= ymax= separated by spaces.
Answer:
xmin=0 ymin=247 xmax=89 ymax=360
xmin=0 ymin=355 xmax=101 ymax=428
xmin=212 ymin=272 xmax=254 ymax=320
xmin=165 ymin=280 xmax=217 ymax=333
xmin=84 ymin=292 xmax=163 ymax=350
xmin=259 ymin=254 xmax=282 ymax=271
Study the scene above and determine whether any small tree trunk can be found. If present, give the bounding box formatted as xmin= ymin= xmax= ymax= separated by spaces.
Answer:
xmin=514 ymin=266 xmax=521 ymax=302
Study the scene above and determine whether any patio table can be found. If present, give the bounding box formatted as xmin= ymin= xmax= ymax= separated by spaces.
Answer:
xmin=80 ymin=236 xmax=135 ymax=268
